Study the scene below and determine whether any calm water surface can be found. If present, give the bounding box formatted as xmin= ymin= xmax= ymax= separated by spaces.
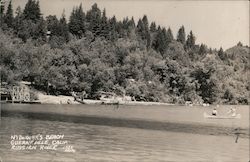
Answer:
xmin=0 ymin=104 xmax=249 ymax=162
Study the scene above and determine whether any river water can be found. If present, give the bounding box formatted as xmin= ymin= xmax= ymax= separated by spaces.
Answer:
xmin=0 ymin=104 xmax=249 ymax=162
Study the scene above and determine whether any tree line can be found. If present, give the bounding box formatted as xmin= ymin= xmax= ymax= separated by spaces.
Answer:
xmin=0 ymin=0 xmax=249 ymax=104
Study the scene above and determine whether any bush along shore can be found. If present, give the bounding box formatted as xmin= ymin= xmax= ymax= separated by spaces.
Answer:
xmin=0 ymin=1 xmax=249 ymax=105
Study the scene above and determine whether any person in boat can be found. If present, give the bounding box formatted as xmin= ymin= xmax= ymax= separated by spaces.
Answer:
xmin=227 ymin=107 xmax=237 ymax=117
xmin=212 ymin=108 xmax=217 ymax=116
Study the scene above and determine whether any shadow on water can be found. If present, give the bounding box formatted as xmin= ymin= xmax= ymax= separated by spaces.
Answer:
xmin=1 ymin=109 xmax=249 ymax=138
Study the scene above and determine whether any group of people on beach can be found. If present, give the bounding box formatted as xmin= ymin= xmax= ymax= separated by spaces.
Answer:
xmin=212 ymin=105 xmax=237 ymax=117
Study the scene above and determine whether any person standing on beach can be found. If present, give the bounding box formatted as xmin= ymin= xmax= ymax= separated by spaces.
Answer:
xmin=212 ymin=108 xmax=217 ymax=116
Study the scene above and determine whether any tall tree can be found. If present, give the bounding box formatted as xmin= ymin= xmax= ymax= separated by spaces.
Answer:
xmin=13 ymin=6 xmax=23 ymax=31
xmin=68 ymin=4 xmax=86 ymax=38
xmin=58 ymin=11 xmax=69 ymax=41
xmin=150 ymin=22 xmax=157 ymax=32
xmin=137 ymin=19 xmax=144 ymax=36
xmin=0 ymin=0 xmax=5 ymax=25
xmin=99 ymin=8 xmax=109 ymax=38
xmin=23 ymin=0 xmax=41 ymax=23
xmin=108 ymin=16 xmax=118 ymax=41
xmin=137 ymin=15 xmax=151 ymax=47
xmin=4 ymin=0 xmax=14 ymax=27
xmin=152 ymin=26 xmax=167 ymax=55
xmin=46 ymin=15 xmax=59 ymax=35
xmin=177 ymin=25 xmax=186 ymax=44
xmin=130 ymin=17 xmax=135 ymax=28
xmin=137 ymin=15 xmax=150 ymax=40
xmin=199 ymin=43 xmax=207 ymax=55
xmin=186 ymin=30 xmax=196 ymax=49
xmin=0 ymin=0 xmax=4 ymax=15
xmin=86 ymin=3 xmax=101 ymax=36
xmin=142 ymin=15 xmax=149 ymax=30
xmin=237 ymin=41 xmax=243 ymax=47
xmin=31 ymin=18 xmax=47 ymax=40
xmin=218 ymin=47 xmax=225 ymax=60
xmin=191 ymin=66 xmax=219 ymax=104
xmin=166 ymin=27 xmax=174 ymax=45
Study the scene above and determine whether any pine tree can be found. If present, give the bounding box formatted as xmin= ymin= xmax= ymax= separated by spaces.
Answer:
xmin=137 ymin=15 xmax=150 ymax=42
xmin=137 ymin=18 xmax=144 ymax=36
xmin=145 ymin=29 xmax=151 ymax=49
xmin=46 ymin=15 xmax=59 ymax=35
xmin=142 ymin=15 xmax=149 ymax=30
xmin=23 ymin=0 xmax=41 ymax=23
xmin=120 ymin=17 xmax=129 ymax=37
xmin=186 ymin=30 xmax=196 ymax=49
xmin=86 ymin=3 xmax=101 ymax=36
xmin=199 ymin=43 xmax=207 ymax=55
xmin=166 ymin=27 xmax=174 ymax=45
xmin=152 ymin=26 xmax=167 ymax=55
xmin=58 ymin=11 xmax=69 ymax=41
xmin=218 ymin=47 xmax=225 ymax=60
xmin=127 ymin=17 xmax=136 ymax=39
xmin=161 ymin=27 xmax=167 ymax=41
xmin=150 ymin=22 xmax=157 ymax=32
xmin=0 ymin=0 xmax=5 ymax=24
xmin=130 ymin=17 xmax=135 ymax=28
xmin=4 ymin=0 xmax=14 ymax=27
xmin=0 ymin=0 xmax=4 ymax=14
xmin=68 ymin=7 xmax=77 ymax=35
xmin=100 ymin=8 xmax=109 ymax=38
xmin=68 ymin=4 xmax=86 ymax=38
xmin=177 ymin=25 xmax=186 ymax=44
xmin=109 ymin=16 xmax=118 ymax=41
xmin=13 ymin=6 xmax=23 ymax=32
xmin=32 ymin=18 xmax=46 ymax=40
xmin=237 ymin=41 xmax=243 ymax=47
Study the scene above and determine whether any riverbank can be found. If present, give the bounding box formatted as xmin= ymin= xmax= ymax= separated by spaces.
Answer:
xmin=36 ymin=92 xmax=173 ymax=106
xmin=36 ymin=92 xmax=80 ymax=104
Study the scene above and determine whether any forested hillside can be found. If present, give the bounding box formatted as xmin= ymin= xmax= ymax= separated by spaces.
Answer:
xmin=0 ymin=0 xmax=249 ymax=104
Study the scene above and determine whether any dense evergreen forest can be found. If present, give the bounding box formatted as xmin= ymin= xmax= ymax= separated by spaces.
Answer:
xmin=0 ymin=0 xmax=249 ymax=104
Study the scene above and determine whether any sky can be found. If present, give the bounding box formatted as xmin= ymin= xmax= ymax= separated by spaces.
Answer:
xmin=10 ymin=0 xmax=249 ymax=49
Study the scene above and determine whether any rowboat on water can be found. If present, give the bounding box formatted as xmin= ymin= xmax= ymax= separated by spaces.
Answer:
xmin=203 ymin=112 xmax=241 ymax=119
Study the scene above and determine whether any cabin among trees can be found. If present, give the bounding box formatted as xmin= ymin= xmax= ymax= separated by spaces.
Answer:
xmin=0 ymin=0 xmax=249 ymax=104
xmin=0 ymin=81 xmax=31 ymax=102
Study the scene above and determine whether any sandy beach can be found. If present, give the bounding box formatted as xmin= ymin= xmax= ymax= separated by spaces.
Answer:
xmin=36 ymin=92 xmax=80 ymax=104
xmin=36 ymin=92 xmax=173 ymax=106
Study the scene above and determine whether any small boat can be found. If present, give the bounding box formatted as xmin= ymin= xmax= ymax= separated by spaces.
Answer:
xmin=203 ymin=112 xmax=241 ymax=119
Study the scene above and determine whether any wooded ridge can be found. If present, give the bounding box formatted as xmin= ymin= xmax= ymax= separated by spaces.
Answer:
xmin=0 ymin=0 xmax=249 ymax=104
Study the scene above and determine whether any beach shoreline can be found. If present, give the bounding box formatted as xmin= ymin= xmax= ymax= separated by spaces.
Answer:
xmin=36 ymin=92 xmax=174 ymax=106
